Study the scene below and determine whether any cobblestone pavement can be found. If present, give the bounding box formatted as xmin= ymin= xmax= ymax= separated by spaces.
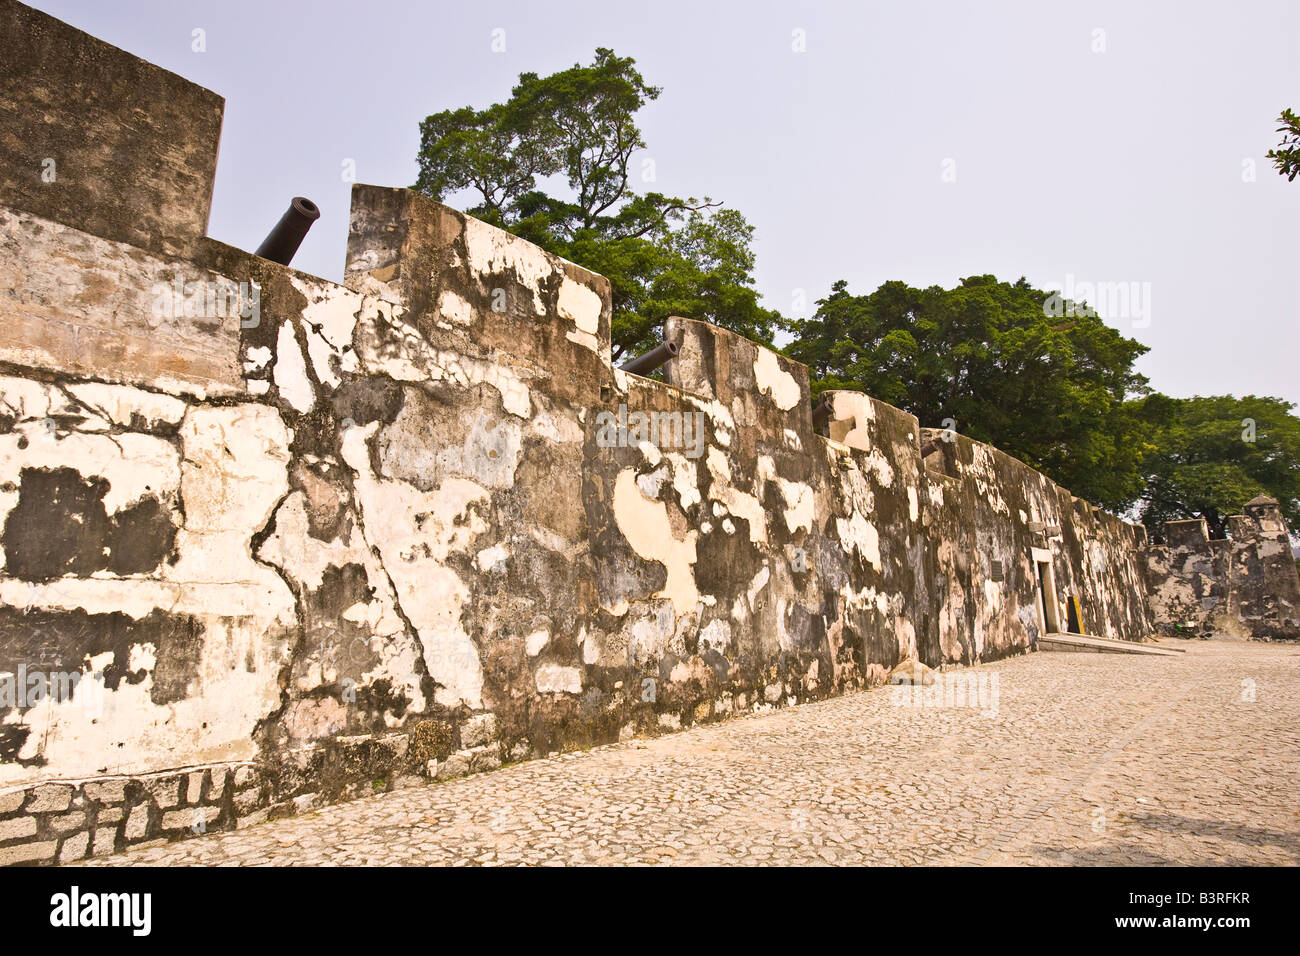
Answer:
xmin=83 ymin=639 xmax=1300 ymax=866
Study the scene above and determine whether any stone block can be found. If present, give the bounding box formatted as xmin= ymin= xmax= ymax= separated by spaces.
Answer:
xmin=208 ymin=768 xmax=229 ymax=801
xmin=124 ymin=804 xmax=152 ymax=841
xmin=291 ymin=793 xmax=319 ymax=814
xmin=185 ymin=770 xmax=207 ymax=804
xmin=0 ymin=840 xmax=55 ymax=865
xmin=434 ymin=752 xmax=472 ymax=781
xmin=146 ymin=777 xmax=181 ymax=808
xmin=90 ymin=829 xmax=118 ymax=857
xmin=236 ymin=809 xmax=268 ymax=830
xmin=49 ymin=810 xmax=86 ymax=834
xmin=0 ymin=815 xmax=37 ymax=842
xmin=58 ymin=831 xmax=90 ymax=862
xmin=161 ymin=805 xmax=220 ymax=831
xmin=83 ymin=780 xmax=127 ymax=804
xmin=461 ymin=713 xmax=498 ymax=748
xmin=25 ymin=783 xmax=73 ymax=813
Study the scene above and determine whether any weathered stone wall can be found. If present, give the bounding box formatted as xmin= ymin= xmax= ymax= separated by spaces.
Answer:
xmin=1143 ymin=498 xmax=1300 ymax=640
xmin=0 ymin=1 xmax=1163 ymax=864
xmin=0 ymin=179 xmax=1158 ymax=863
xmin=917 ymin=424 xmax=1152 ymax=664
xmin=0 ymin=0 xmax=223 ymax=259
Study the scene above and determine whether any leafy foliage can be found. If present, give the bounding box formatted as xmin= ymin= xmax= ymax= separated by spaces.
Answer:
xmin=1267 ymin=108 xmax=1300 ymax=182
xmin=415 ymin=49 xmax=779 ymax=359
xmin=783 ymin=276 xmax=1154 ymax=509
xmin=1135 ymin=395 xmax=1300 ymax=539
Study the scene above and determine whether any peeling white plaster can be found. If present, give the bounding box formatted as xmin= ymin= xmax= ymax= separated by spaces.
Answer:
xmin=836 ymin=511 xmax=882 ymax=570
xmin=341 ymin=422 xmax=486 ymax=709
xmin=291 ymin=276 xmax=362 ymax=390
xmin=776 ymin=478 xmax=815 ymax=535
xmin=0 ymin=404 xmax=297 ymax=784
xmin=274 ymin=321 xmax=315 ymax=413
xmin=0 ymin=423 xmax=180 ymax=517
xmin=665 ymin=454 xmax=701 ymax=511
xmin=612 ymin=469 xmax=698 ymax=616
xmin=681 ymin=393 xmax=734 ymax=447
xmin=983 ymin=578 xmax=1003 ymax=611
xmin=64 ymin=382 xmax=186 ymax=429
xmin=244 ymin=346 xmax=272 ymax=372
xmin=710 ymin=484 xmax=766 ymax=544
xmin=747 ymin=565 xmax=771 ymax=608
xmin=354 ymin=300 xmax=531 ymax=418
xmin=637 ymin=467 xmax=668 ymax=499
xmin=620 ymin=601 xmax=677 ymax=667
xmin=438 ymin=290 xmax=473 ymax=327
xmin=706 ymin=446 xmax=731 ymax=484
xmin=831 ymin=391 xmax=875 ymax=423
xmin=705 ymin=449 xmax=767 ymax=542
xmin=475 ymin=543 xmax=510 ymax=574
xmin=699 ymin=619 xmax=731 ymax=654
xmin=753 ymin=348 xmax=800 ymax=410
xmin=558 ymin=277 xmax=602 ymax=355
xmin=526 ymin=629 xmax=550 ymax=656
xmin=531 ymin=408 xmax=584 ymax=445
xmin=464 ymin=217 xmax=552 ymax=315
xmin=582 ymin=629 xmax=602 ymax=665
xmin=535 ymin=663 xmax=582 ymax=695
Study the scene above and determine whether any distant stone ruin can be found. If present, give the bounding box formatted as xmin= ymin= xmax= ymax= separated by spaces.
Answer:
xmin=1144 ymin=496 xmax=1300 ymax=641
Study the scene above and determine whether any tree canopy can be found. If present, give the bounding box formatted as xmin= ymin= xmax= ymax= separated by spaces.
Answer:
xmin=414 ymin=48 xmax=779 ymax=360
xmin=1267 ymin=108 xmax=1300 ymax=182
xmin=783 ymin=276 xmax=1154 ymax=509
xmin=1134 ymin=394 xmax=1300 ymax=539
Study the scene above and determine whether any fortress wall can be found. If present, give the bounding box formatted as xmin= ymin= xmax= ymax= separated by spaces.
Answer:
xmin=918 ymin=426 xmax=1152 ymax=661
xmin=1055 ymin=495 xmax=1153 ymax=643
xmin=0 ymin=0 xmax=1166 ymax=865
xmin=4 ymin=182 xmax=1157 ymax=864
xmin=1144 ymin=503 xmax=1300 ymax=640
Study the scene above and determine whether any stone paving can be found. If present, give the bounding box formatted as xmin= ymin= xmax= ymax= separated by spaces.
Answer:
xmin=82 ymin=639 xmax=1300 ymax=866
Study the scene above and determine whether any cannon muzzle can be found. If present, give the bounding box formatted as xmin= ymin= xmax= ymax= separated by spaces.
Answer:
xmin=620 ymin=339 xmax=680 ymax=377
xmin=255 ymin=196 xmax=320 ymax=266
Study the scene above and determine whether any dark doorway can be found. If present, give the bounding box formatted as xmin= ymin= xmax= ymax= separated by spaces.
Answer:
xmin=1036 ymin=560 xmax=1060 ymax=634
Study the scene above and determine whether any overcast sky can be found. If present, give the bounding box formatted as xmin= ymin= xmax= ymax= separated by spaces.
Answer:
xmin=29 ymin=0 xmax=1300 ymax=406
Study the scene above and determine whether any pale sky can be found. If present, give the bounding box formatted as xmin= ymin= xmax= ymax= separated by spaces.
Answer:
xmin=27 ymin=0 xmax=1300 ymax=406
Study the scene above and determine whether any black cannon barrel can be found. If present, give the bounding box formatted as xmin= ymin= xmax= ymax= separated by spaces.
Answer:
xmin=255 ymin=197 xmax=321 ymax=266
xmin=811 ymin=395 xmax=833 ymax=428
xmin=620 ymin=339 xmax=680 ymax=377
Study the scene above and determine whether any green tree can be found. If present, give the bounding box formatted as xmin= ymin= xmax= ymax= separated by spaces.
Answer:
xmin=414 ymin=48 xmax=779 ymax=360
xmin=784 ymin=275 xmax=1154 ymax=509
xmin=1267 ymin=108 xmax=1300 ymax=182
xmin=1136 ymin=395 xmax=1300 ymax=539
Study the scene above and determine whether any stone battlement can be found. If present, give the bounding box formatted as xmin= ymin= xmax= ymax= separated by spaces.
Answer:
xmin=1144 ymin=499 xmax=1300 ymax=640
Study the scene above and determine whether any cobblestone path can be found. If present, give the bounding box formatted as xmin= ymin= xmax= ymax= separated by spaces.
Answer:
xmin=84 ymin=639 xmax=1300 ymax=866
